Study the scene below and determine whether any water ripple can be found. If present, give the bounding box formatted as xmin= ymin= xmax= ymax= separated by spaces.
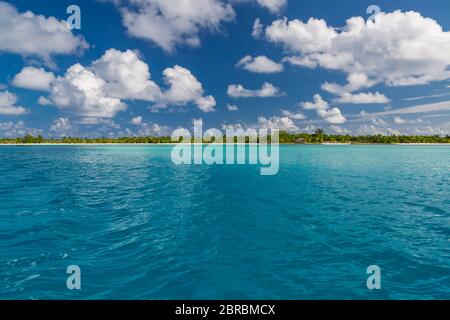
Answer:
xmin=0 ymin=145 xmax=448 ymax=299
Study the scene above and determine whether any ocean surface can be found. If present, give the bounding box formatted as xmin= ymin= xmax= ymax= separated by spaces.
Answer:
xmin=0 ymin=145 xmax=448 ymax=300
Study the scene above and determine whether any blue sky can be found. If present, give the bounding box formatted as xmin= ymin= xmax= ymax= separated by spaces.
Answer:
xmin=1 ymin=0 xmax=450 ymax=137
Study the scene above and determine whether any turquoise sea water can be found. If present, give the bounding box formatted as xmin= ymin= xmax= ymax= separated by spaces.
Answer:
xmin=0 ymin=145 xmax=448 ymax=300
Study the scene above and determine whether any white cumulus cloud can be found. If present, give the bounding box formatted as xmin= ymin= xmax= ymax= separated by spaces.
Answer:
xmin=336 ymin=92 xmax=391 ymax=104
xmin=0 ymin=121 xmax=40 ymax=137
xmin=12 ymin=67 xmax=55 ymax=91
xmin=236 ymin=55 xmax=283 ymax=73
xmin=281 ymin=110 xmax=306 ymax=120
xmin=255 ymin=0 xmax=287 ymax=14
xmin=228 ymin=82 xmax=283 ymax=98
xmin=38 ymin=96 xmax=52 ymax=106
xmin=50 ymin=117 xmax=74 ymax=137
xmin=49 ymin=63 xmax=127 ymax=119
xmin=321 ymin=73 xmax=390 ymax=104
xmin=131 ymin=116 xmax=143 ymax=125
xmin=222 ymin=114 xmax=298 ymax=133
xmin=33 ymin=49 xmax=215 ymax=118
xmin=0 ymin=91 xmax=28 ymax=116
xmin=258 ymin=115 xmax=298 ymax=131
xmin=301 ymin=94 xmax=346 ymax=124
xmin=252 ymin=18 xmax=263 ymax=39
xmin=196 ymin=95 xmax=216 ymax=112
xmin=394 ymin=117 xmax=407 ymax=124
xmin=91 ymin=49 xmax=161 ymax=101
xmin=127 ymin=116 xmax=171 ymax=136
xmin=113 ymin=0 xmax=235 ymax=52
xmin=162 ymin=65 xmax=204 ymax=103
xmin=227 ymin=104 xmax=239 ymax=111
xmin=266 ymin=11 xmax=450 ymax=89
xmin=0 ymin=1 xmax=88 ymax=61
xmin=161 ymin=65 xmax=216 ymax=112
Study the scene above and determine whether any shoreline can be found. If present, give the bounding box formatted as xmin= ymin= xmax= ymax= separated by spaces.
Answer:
xmin=0 ymin=143 xmax=449 ymax=146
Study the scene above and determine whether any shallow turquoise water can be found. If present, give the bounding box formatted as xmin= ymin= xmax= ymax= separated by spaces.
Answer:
xmin=0 ymin=145 xmax=448 ymax=299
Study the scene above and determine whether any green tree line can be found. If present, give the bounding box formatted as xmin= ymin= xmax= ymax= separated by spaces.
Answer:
xmin=0 ymin=131 xmax=449 ymax=144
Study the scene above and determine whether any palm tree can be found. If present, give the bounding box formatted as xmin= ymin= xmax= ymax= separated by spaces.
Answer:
xmin=314 ymin=129 xmax=325 ymax=143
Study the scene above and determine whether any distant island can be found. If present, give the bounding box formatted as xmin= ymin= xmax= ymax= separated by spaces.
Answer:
xmin=0 ymin=130 xmax=449 ymax=144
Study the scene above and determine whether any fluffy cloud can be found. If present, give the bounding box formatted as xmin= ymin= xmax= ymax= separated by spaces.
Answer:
xmin=258 ymin=115 xmax=298 ymax=131
xmin=227 ymin=104 xmax=239 ymax=111
xmin=113 ymin=0 xmax=235 ymax=52
xmin=221 ymin=115 xmax=298 ymax=133
xmin=49 ymin=63 xmax=127 ymax=118
xmin=161 ymin=65 xmax=216 ymax=112
xmin=0 ymin=1 xmax=88 ymax=61
xmin=394 ymin=117 xmax=407 ymax=124
xmin=134 ymin=122 xmax=170 ymax=136
xmin=131 ymin=116 xmax=143 ymax=125
xmin=77 ymin=117 xmax=121 ymax=128
xmin=411 ymin=122 xmax=450 ymax=136
xmin=281 ymin=110 xmax=306 ymax=120
xmin=162 ymin=65 xmax=203 ymax=103
xmin=266 ymin=11 xmax=450 ymax=89
xmin=196 ymin=95 xmax=216 ymax=112
xmin=317 ymin=108 xmax=346 ymax=125
xmin=221 ymin=122 xmax=250 ymax=133
xmin=326 ymin=115 xmax=408 ymax=136
xmin=50 ymin=117 xmax=74 ymax=137
xmin=252 ymin=18 xmax=263 ymax=39
xmin=322 ymin=73 xmax=376 ymax=94
xmin=0 ymin=121 xmax=40 ymax=137
xmin=266 ymin=17 xmax=335 ymax=54
xmin=12 ymin=67 xmax=55 ymax=91
xmin=51 ymin=117 xmax=72 ymax=131
xmin=335 ymin=92 xmax=390 ymax=104
xmin=0 ymin=91 xmax=28 ymax=115
xmin=38 ymin=96 xmax=52 ymax=106
xmin=393 ymin=117 xmax=423 ymax=125
xmin=354 ymin=124 xmax=400 ymax=136
xmin=16 ymin=50 xmax=162 ymax=118
xmin=228 ymin=82 xmax=283 ymax=98
xmin=255 ymin=0 xmax=286 ymax=14
xmin=321 ymin=73 xmax=390 ymax=104
xmin=282 ymin=56 xmax=319 ymax=69
xmin=224 ymin=110 xmax=447 ymax=136
xmin=237 ymin=0 xmax=286 ymax=14
xmin=127 ymin=116 xmax=171 ymax=136
xmin=236 ymin=55 xmax=283 ymax=73
xmin=35 ymin=49 xmax=215 ymax=118
xmin=328 ymin=125 xmax=350 ymax=135
xmin=91 ymin=49 xmax=161 ymax=101
xmin=301 ymin=94 xmax=346 ymax=124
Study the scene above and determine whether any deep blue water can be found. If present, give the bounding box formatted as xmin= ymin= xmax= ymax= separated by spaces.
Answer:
xmin=0 ymin=145 xmax=449 ymax=300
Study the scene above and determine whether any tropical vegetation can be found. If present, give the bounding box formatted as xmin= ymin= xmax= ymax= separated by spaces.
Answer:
xmin=0 ymin=130 xmax=448 ymax=144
